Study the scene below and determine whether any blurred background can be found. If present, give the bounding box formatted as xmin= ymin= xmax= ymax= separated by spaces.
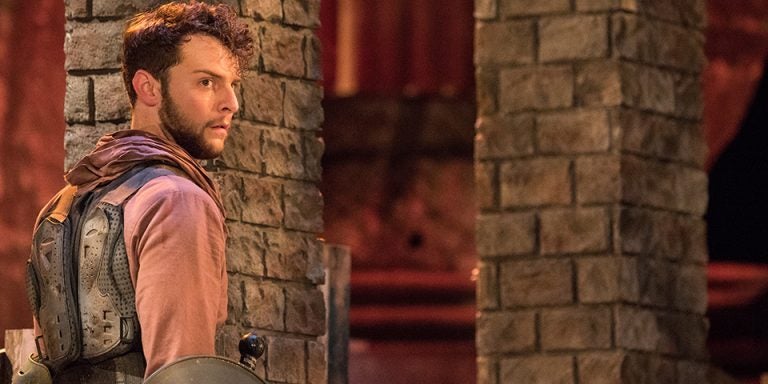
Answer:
xmin=4 ymin=0 xmax=768 ymax=382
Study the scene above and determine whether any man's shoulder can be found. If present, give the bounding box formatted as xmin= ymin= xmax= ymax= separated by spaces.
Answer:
xmin=127 ymin=172 xmax=217 ymax=209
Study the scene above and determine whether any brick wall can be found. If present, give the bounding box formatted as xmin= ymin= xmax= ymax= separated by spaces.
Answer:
xmin=62 ymin=1 xmax=326 ymax=383
xmin=474 ymin=1 xmax=709 ymax=383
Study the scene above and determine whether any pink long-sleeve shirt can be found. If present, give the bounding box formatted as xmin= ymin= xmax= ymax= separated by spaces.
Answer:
xmin=123 ymin=173 xmax=227 ymax=378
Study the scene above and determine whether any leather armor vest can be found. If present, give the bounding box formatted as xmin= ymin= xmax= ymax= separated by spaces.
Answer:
xmin=25 ymin=166 xmax=176 ymax=380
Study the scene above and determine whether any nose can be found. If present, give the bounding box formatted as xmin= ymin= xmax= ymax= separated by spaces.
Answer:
xmin=220 ymin=86 xmax=240 ymax=114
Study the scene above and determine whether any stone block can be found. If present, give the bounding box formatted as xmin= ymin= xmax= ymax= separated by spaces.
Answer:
xmin=304 ymin=133 xmax=324 ymax=182
xmin=243 ymin=279 xmax=284 ymax=330
xmin=91 ymin=0 xmax=156 ymax=17
xmin=577 ymin=256 xmax=639 ymax=303
xmin=241 ymin=175 xmax=283 ymax=227
xmin=307 ymin=340 xmax=327 ymax=384
xmin=476 ymin=310 xmax=536 ymax=354
xmin=612 ymin=14 xmax=705 ymax=71
xmin=541 ymin=306 xmax=612 ymax=350
xmin=305 ymin=33 xmax=323 ymax=80
xmin=93 ymin=74 xmax=131 ymax=121
xmin=500 ymin=158 xmax=571 ymax=207
xmin=477 ymin=357 xmax=498 ymax=384
xmin=637 ymin=0 xmax=706 ymax=28
xmin=675 ymin=73 xmax=703 ymax=120
xmin=64 ymin=76 xmax=90 ymax=123
xmin=284 ymin=181 xmax=324 ymax=232
xmin=477 ymin=262 xmax=499 ymax=310
xmin=620 ymin=207 xmax=707 ymax=262
xmin=226 ymin=222 xmax=267 ymax=277
xmin=474 ymin=20 xmax=535 ymax=65
xmin=621 ymin=155 xmax=707 ymax=215
xmin=500 ymin=259 xmax=573 ymax=307
xmin=474 ymin=114 xmax=535 ymax=159
xmin=577 ymin=352 xmax=624 ymax=384
xmin=537 ymin=109 xmax=610 ymax=154
xmin=476 ymin=213 xmax=536 ymax=257
xmin=575 ymin=61 xmax=622 ymax=107
xmin=475 ymin=161 xmax=496 ymax=209
xmin=65 ymin=0 xmax=88 ymax=18
xmin=264 ymin=230 xmax=324 ymax=283
xmin=619 ymin=109 xmax=706 ymax=166
xmin=500 ymin=355 xmax=574 ymax=384
xmin=474 ymin=0 xmax=498 ymax=20
xmin=261 ymin=23 xmax=306 ymax=77
xmin=576 ymin=0 xmax=637 ymax=11
xmin=263 ymin=127 xmax=305 ymax=178
xmin=284 ymin=79 xmax=324 ymax=130
xmin=242 ymin=73 xmax=283 ymax=126
xmin=634 ymin=257 xmax=676 ymax=307
xmin=677 ymin=361 xmax=709 ymax=384
xmin=243 ymin=0 xmax=283 ymax=21
xmin=575 ymin=155 xmax=621 ymax=204
xmin=215 ymin=172 xmax=243 ymax=221
xmin=266 ymin=337 xmax=305 ymax=383
xmin=674 ymin=264 xmax=707 ymax=314
xmin=285 ymin=286 xmax=326 ymax=336
xmin=218 ymin=120 xmax=264 ymax=173
xmin=500 ymin=65 xmax=573 ymax=112
xmin=284 ymin=0 xmax=321 ymax=27
xmin=620 ymin=62 xmax=676 ymax=115
xmin=500 ymin=0 xmax=571 ymax=16
xmin=654 ymin=312 xmax=708 ymax=358
xmin=614 ymin=306 xmax=660 ymax=352
xmin=476 ymin=67 xmax=498 ymax=116
xmin=539 ymin=15 xmax=608 ymax=62
xmin=540 ymin=208 xmax=609 ymax=255
xmin=65 ymin=21 xmax=123 ymax=70
xmin=226 ymin=275 xmax=244 ymax=323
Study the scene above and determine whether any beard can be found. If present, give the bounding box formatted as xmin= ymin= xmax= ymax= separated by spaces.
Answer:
xmin=159 ymin=86 xmax=221 ymax=159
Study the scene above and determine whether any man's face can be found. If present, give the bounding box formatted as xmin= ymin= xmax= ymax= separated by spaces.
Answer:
xmin=159 ymin=34 xmax=241 ymax=159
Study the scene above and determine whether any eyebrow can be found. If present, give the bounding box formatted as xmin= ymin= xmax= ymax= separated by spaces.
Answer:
xmin=192 ymin=69 xmax=241 ymax=82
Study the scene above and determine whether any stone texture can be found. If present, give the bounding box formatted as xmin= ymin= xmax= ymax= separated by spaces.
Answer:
xmin=500 ymin=356 xmax=574 ymax=384
xmin=261 ymin=23 xmax=306 ymax=77
xmin=576 ymin=0 xmax=637 ymax=11
xmin=500 ymin=66 xmax=573 ymax=112
xmin=620 ymin=63 xmax=676 ymax=114
xmin=614 ymin=306 xmax=660 ymax=352
xmin=500 ymin=0 xmax=571 ymax=16
xmin=64 ymin=123 xmax=127 ymax=170
xmin=477 ymin=262 xmax=499 ymax=310
xmin=267 ymin=337 xmax=305 ymax=384
xmin=64 ymin=21 xmax=123 ymax=70
xmin=674 ymin=264 xmax=707 ymax=313
xmin=476 ymin=67 xmax=498 ymax=116
xmin=475 ymin=161 xmax=496 ymax=209
xmin=93 ymin=74 xmax=131 ymax=121
xmin=500 ymin=158 xmax=571 ymax=207
xmin=226 ymin=275 xmax=244 ymax=323
xmin=284 ymin=0 xmax=321 ymax=27
xmin=241 ymin=176 xmax=283 ymax=227
xmin=243 ymin=0 xmax=283 ymax=21
xmin=263 ymin=127 xmax=305 ymax=178
xmin=620 ymin=207 xmax=707 ymax=262
xmin=619 ymin=109 xmax=706 ymax=166
xmin=474 ymin=114 xmax=535 ymax=159
xmin=477 ymin=357 xmax=497 ymax=384
xmin=541 ymin=208 xmax=608 ymax=254
xmin=575 ymin=61 xmax=622 ymax=107
xmin=476 ymin=213 xmax=536 ymax=257
xmin=577 ymin=352 xmax=624 ymax=384
xmin=285 ymin=286 xmax=326 ymax=335
xmin=474 ymin=0 xmax=498 ymax=20
xmin=284 ymin=181 xmax=324 ymax=232
xmin=611 ymin=14 xmax=705 ymax=71
xmin=476 ymin=310 xmax=536 ymax=354
xmin=307 ymin=340 xmax=327 ymax=384
xmin=500 ymin=259 xmax=573 ymax=307
xmin=305 ymin=33 xmax=322 ymax=80
xmin=284 ymin=79 xmax=324 ymax=130
xmin=575 ymin=155 xmax=621 ymax=204
xmin=64 ymin=76 xmax=90 ymax=123
xmin=243 ymin=279 xmax=284 ymax=330
xmin=539 ymin=15 xmax=608 ymax=62
xmin=218 ymin=121 xmax=264 ymax=173
xmin=65 ymin=0 xmax=88 ymax=18
xmin=621 ymin=155 xmax=708 ymax=215
xmin=242 ymin=73 xmax=283 ymax=126
xmin=264 ymin=229 xmax=324 ymax=283
xmin=226 ymin=222 xmax=267 ymax=277
xmin=541 ymin=306 xmax=612 ymax=350
xmin=475 ymin=21 xmax=535 ymax=65
xmin=537 ymin=109 xmax=610 ymax=153
xmin=577 ymin=257 xmax=639 ymax=303
xmin=675 ymin=73 xmax=703 ymax=120
xmin=216 ymin=172 xmax=244 ymax=221
xmin=303 ymin=134 xmax=324 ymax=182
xmin=91 ymin=0 xmax=159 ymax=17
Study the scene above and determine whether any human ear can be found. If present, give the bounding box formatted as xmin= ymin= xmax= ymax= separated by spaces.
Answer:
xmin=132 ymin=69 xmax=161 ymax=107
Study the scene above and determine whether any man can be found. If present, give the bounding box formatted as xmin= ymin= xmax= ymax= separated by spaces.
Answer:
xmin=18 ymin=2 xmax=254 ymax=383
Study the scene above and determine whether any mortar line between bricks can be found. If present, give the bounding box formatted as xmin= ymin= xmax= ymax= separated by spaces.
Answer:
xmin=611 ymin=9 xmax=706 ymax=33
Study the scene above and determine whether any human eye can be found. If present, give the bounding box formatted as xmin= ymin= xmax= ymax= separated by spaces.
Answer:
xmin=200 ymin=78 xmax=213 ymax=87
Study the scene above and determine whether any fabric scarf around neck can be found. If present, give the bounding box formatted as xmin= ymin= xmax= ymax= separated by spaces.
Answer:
xmin=65 ymin=130 xmax=225 ymax=215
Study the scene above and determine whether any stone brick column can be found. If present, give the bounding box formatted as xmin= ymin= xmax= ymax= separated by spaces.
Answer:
xmin=474 ymin=1 xmax=708 ymax=383
xmin=63 ymin=1 xmax=326 ymax=383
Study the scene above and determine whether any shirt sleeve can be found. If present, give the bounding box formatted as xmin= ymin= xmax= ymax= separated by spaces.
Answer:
xmin=123 ymin=175 xmax=227 ymax=378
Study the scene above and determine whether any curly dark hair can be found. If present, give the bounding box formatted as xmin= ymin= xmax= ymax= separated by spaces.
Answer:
xmin=122 ymin=1 xmax=254 ymax=105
